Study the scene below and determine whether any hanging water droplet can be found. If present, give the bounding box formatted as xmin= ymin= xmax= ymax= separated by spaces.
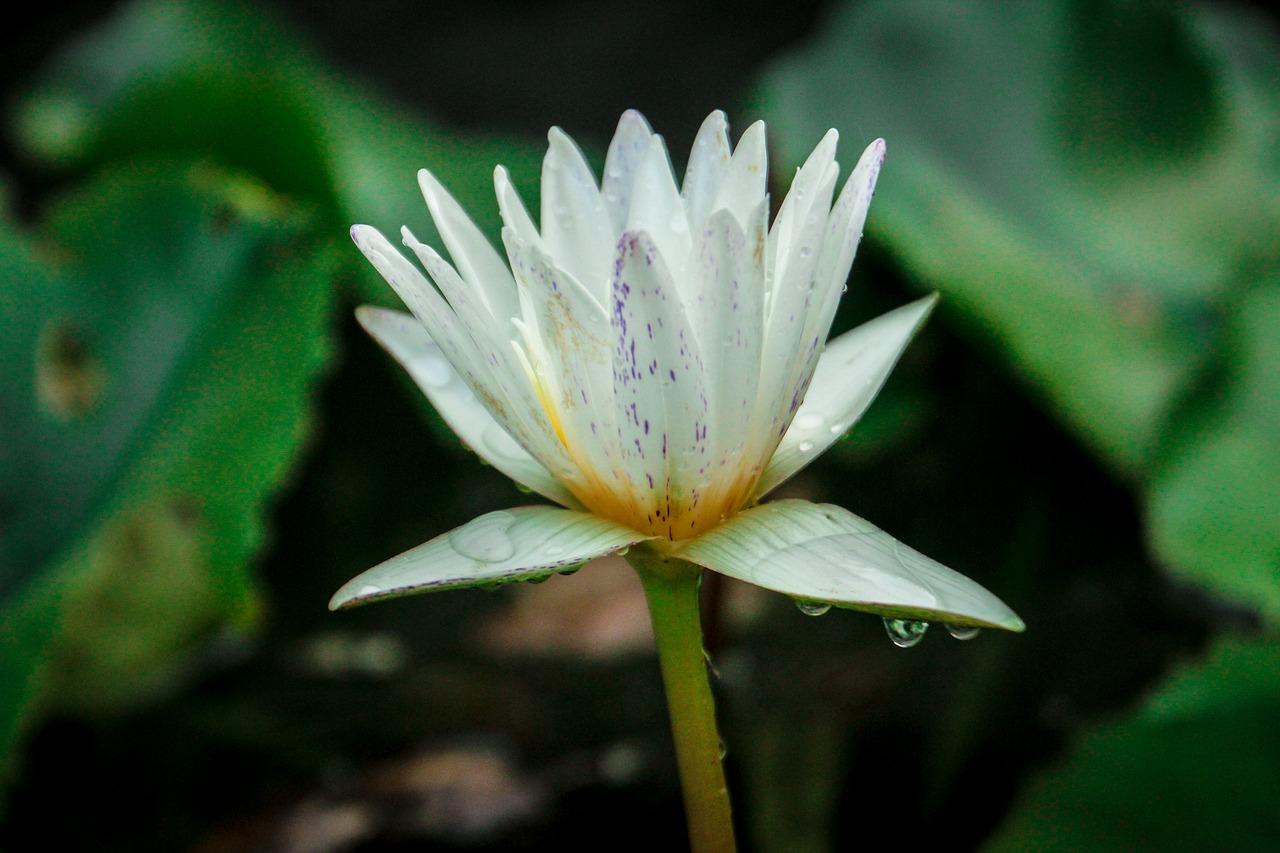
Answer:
xmin=358 ymin=584 xmax=382 ymax=597
xmin=945 ymin=624 xmax=981 ymax=641
xmin=797 ymin=440 xmax=815 ymax=453
xmin=525 ymin=573 xmax=551 ymax=584
xmin=617 ymin=546 xmax=631 ymax=556
xmin=419 ymin=351 xmax=453 ymax=388
xmin=718 ymin=740 xmax=728 ymax=760
xmin=557 ymin=565 xmax=580 ymax=577
xmin=794 ymin=599 xmax=831 ymax=617
xmin=793 ymin=411 xmax=824 ymax=431
xmin=449 ymin=512 xmax=517 ymax=562
xmin=883 ymin=618 xmax=929 ymax=648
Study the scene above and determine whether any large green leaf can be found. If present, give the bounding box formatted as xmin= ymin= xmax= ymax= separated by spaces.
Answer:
xmin=755 ymin=0 xmax=1280 ymax=474
xmin=1 ymin=161 xmax=338 ymax=773
xmin=984 ymin=636 xmax=1280 ymax=852
xmin=1146 ymin=285 xmax=1280 ymax=622
xmin=13 ymin=0 xmax=545 ymax=303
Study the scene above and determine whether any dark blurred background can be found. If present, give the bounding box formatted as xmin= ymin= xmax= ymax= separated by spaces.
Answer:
xmin=2 ymin=1 xmax=1278 ymax=851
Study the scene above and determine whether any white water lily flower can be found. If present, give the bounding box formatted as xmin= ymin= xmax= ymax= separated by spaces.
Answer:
xmin=333 ymin=110 xmax=1022 ymax=634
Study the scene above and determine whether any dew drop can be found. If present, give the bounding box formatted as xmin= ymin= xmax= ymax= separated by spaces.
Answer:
xmin=669 ymin=211 xmax=688 ymax=233
xmin=546 ymin=544 xmax=564 ymax=556
xmin=449 ymin=511 xmax=517 ymax=562
xmin=617 ymin=546 xmax=631 ymax=556
xmin=945 ymin=624 xmax=981 ymax=641
xmin=793 ymin=411 xmax=824 ymax=431
xmin=798 ymin=246 xmax=813 ymax=259
xmin=525 ymin=574 xmax=551 ymax=584
xmin=828 ymin=423 xmax=846 ymax=435
xmin=883 ymin=618 xmax=929 ymax=648
xmin=797 ymin=440 xmax=815 ymax=453
xmin=557 ymin=566 xmax=581 ymax=577
xmin=718 ymin=740 xmax=728 ymax=760
xmin=358 ymin=584 xmax=382 ymax=597
xmin=419 ymin=352 xmax=453 ymax=388
xmin=794 ymin=599 xmax=831 ymax=617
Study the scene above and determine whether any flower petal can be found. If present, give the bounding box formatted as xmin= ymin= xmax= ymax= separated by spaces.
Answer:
xmin=602 ymin=109 xmax=654 ymax=235
xmin=356 ymin=306 xmax=581 ymax=509
xmin=675 ymin=499 xmax=1025 ymax=630
xmin=418 ymin=168 xmax=520 ymax=322
xmin=681 ymin=110 xmax=732 ymax=230
xmin=627 ymin=135 xmax=692 ymax=288
xmin=494 ymin=165 xmax=542 ymax=249
xmin=541 ymin=128 xmax=614 ymax=291
xmin=330 ymin=506 xmax=654 ymax=609
xmin=755 ymin=295 xmax=937 ymax=498
xmin=611 ymin=230 xmax=713 ymax=538
xmin=712 ymin=119 xmax=767 ymax=229
xmin=502 ymin=230 xmax=620 ymax=490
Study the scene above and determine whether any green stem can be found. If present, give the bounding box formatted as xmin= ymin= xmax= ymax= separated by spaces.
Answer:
xmin=629 ymin=547 xmax=737 ymax=853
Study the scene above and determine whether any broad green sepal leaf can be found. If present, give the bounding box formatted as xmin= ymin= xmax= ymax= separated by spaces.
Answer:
xmin=675 ymin=499 xmax=1024 ymax=630
xmin=355 ymin=307 xmax=582 ymax=510
xmin=755 ymin=295 xmax=937 ymax=498
xmin=330 ymin=507 xmax=654 ymax=609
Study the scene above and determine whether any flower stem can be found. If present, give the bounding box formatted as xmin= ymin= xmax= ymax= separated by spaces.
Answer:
xmin=629 ymin=548 xmax=737 ymax=853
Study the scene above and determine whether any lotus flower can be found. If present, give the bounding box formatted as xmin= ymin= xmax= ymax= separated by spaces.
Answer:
xmin=332 ymin=110 xmax=1021 ymax=637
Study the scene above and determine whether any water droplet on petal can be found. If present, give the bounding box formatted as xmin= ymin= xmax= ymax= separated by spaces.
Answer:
xmin=449 ymin=512 xmax=517 ymax=562
xmin=546 ymin=544 xmax=564 ymax=556
xmin=525 ymin=573 xmax=551 ymax=584
xmin=795 ymin=599 xmax=831 ymax=617
xmin=617 ymin=546 xmax=631 ymax=556
xmin=829 ymin=423 xmax=846 ymax=435
xmin=669 ymin=211 xmax=688 ymax=233
xmin=883 ymin=618 xmax=929 ymax=648
xmin=358 ymin=584 xmax=381 ymax=597
xmin=945 ymin=624 xmax=981 ymax=641
xmin=557 ymin=566 xmax=580 ymax=577
xmin=797 ymin=441 xmax=815 ymax=453
xmin=718 ymin=740 xmax=728 ymax=760
xmin=419 ymin=351 xmax=453 ymax=388
xmin=798 ymin=246 xmax=813 ymax=259
xmin=793 ymin=412 xmax=824 ymax=431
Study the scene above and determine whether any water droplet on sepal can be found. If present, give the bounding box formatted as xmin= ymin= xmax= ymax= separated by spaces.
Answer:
xmin=450 ymin=512 xmax=517 ymax=562
xmin=883 ymin=618 xmax=928 ymax=648
xmin=945 ymin=624 xmax=981 ymax=641
xmin=794 ymin=599 xmax=831 ymax=617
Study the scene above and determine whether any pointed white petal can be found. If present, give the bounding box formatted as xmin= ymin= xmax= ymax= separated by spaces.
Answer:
xmin=351 ymin=225 xmax=502 ymax=406
xmin=602 ymin=109 xmax=654 ymax=234
xmin=689 ymin=206 xmax=766 ymax=464
xmin=712 ymin=120 xmax=767 ymax=228
xmin=627 ymin=135 xmax=692 ymax=287
xmin=385 ymin=226 xmax=571 ymax=475
xmin=767 ymin=129 xmax=839 ymax=302
xmin=676 ymin=500 xmax=1024 ymax=630
xmin=502 ymin=230 xmax=620 ymax=488
xmin=418 ymin=169 xmax=520 ymax=322
xmin=356 ymin=307 xmax=581 ymax=508
xmin=681 ymin=110 xmax=732 ymax=229
xmin=611 ymin=231 xmax=712 ymax=538
xmin=330 ymin=506 xmax=654 ymax=609
xmin=755 ymin=296 xmax=937 ymax=497
xmin=494 ymin=165 xmax=542 ymax=249
xmin=541 ymin=128 xmax=614 ymax=289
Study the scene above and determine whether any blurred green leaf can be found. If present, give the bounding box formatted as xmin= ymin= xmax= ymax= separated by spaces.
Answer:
xmin=984 ymin=635 xmax=1280 ymax=853
xmin=1147 ymin=284 xmax=1280 ymax=622
xmin=13 ymin=0 xmax=545 ymax=304
xmin=1 ymin=161 xmax=338 ymax=774
xmin=755 ymin=0 xmax=1280 ymax=473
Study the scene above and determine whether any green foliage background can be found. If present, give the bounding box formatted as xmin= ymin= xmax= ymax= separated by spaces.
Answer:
xmin=1 ymin=0 xmax=1276 ymax=850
